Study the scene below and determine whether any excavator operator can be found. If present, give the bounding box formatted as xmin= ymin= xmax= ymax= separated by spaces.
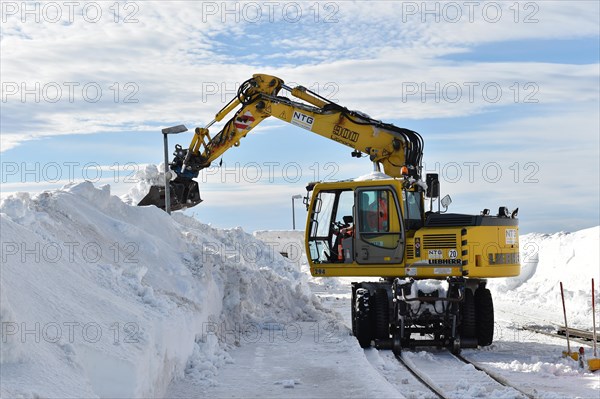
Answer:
xmin=364 ymin=193 xmax=389 ymax=232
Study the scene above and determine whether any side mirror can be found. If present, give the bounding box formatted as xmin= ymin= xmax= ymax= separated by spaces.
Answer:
xmin=441 ymin=195 xmax=452 ymax=211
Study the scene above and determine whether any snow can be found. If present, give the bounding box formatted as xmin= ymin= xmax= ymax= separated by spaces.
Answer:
xmin=167 ymin=321 xmax=402 ymax=398
xmin=120 ymin=163 xmax=168 ymax=206
xmin=354 ymin=171 xmax=393 ymax=181
xmin=1 ymin=180 xmax=599 ymax=398
xmin=397 ymin=278 xmax=450 ymax=315
xmin=488 ymin=226 xmax=600 ymax=328
xmin=352 ymin=172 xmax=428 ymax=193
xmin=0 ymin=182 xmax=325 ymax=398
xmin=253 ymin=229 xmax=351 ymax=293
xmin=253 ymin=230 xmax=306 ymax=273
xmin=401 ymin=350 xmax=522 ymax=399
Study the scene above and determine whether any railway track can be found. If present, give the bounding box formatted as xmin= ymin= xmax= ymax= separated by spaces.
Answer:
xmin=394 ymin=349 xmax=533 ymax=399
xmin=394 ymin=353 xmax=445 ymax=399
xmin=556 ymin=326 xmax=598 ymax=342
xmin=522 ymin=325 xmax=598 ymax=345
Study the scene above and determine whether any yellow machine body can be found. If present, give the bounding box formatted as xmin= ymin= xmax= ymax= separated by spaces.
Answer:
xmin=305 ymin=179 xmax=520 ymax=279
xmin=139 ymin=73 xmax=520 ymax=351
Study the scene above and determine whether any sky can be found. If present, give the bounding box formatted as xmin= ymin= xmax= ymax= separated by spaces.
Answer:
xmin=1 ymin=0 xmax=599 ymax=234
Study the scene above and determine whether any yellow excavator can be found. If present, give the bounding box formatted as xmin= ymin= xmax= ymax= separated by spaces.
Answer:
xmin=138 ymin=74 xmax=520 ymax=353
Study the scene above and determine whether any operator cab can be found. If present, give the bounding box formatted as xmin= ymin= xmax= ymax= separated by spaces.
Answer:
xmin=306 ymin=180 xmax=424 ymax=265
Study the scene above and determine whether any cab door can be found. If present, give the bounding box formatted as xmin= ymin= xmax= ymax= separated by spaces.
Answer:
xmin=354 ymin=186 xmax=405 ymax=264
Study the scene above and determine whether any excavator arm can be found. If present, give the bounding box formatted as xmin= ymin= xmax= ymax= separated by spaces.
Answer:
xmin=138 ymin=74 xmax=423 ymax=210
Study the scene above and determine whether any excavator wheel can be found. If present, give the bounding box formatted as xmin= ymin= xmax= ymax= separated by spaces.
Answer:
xmin=475 ymin=287 xmax=494 ymax=346
xmin=460 ymin=288 xmax=477 ymax=339
xmin=354 ymin=288 xmax=372 ymax=348
xmin=373 ymin=289 xmax=390 ymax=340
xmin=351 ymin=285 xmax=357 ymax=337
xmin=392 ymin=333 xmax=403 ymax=355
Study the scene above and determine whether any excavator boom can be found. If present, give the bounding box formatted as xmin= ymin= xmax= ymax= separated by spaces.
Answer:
xmin=138 ymin=74 xmax=423 ymax=211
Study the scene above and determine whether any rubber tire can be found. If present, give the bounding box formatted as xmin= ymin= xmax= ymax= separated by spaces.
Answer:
xmin=475 ymin=288 xmax=494 ymax=346
xmin=392 ymin=333 xmax=403 ymax=355
xmin=460 ymin=288 xmax=477 ymax=339
xmin=355 ymin=289 xmax=372 ymax=348
xmin=351 ymin=286 xmax=357 ymax=337
xmin=373 ymin=289 xmax=390 ymax=340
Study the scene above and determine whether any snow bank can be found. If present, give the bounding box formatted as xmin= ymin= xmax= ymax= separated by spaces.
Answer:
xmin=0 ymin=182 xmax=325 ymax=398
xmin=253 ymin=230 xmax=347 ymax=291
xmin=490 ymin=226 xmax=600 ymax=328
xmin=253 ymin=230 xmax=306 ymax=272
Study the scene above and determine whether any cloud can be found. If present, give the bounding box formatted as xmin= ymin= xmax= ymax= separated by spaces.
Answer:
xmin=1 ymin=1 xmax=598 ymax=233
xmin=1 ymin=1 xmax=598 ymax=151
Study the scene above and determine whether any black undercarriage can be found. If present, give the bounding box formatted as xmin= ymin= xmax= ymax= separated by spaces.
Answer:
xmin=351 ymin=277 xmax=494 ymax=354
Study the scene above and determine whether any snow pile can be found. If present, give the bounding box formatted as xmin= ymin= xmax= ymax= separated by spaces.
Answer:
xmin=0 ymin=182 xmax=325 ymax=398
xmin=497 ymin=359 xmax=581 ymax=376
xmin=490 ymin=226 xmax=599 ymax=328
xmin=253 ymin=230 xmax=346 ymax=291
xmin=253 ymin=230 xmax=306 ymax=273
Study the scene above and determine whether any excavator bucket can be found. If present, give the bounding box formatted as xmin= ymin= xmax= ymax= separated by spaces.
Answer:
xmin=137 ymin=178 xmax=202 ymax=211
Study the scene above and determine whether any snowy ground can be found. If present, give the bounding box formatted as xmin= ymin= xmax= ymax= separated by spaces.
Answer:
xmin=1 ymin=181 xmax=599 ymax=398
